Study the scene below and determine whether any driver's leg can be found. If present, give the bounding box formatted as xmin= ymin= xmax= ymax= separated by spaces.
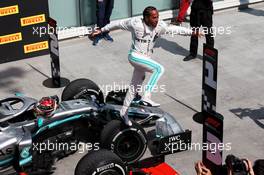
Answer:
xmin=128 ymin=52 xmax=164 ymax=107
xmin=141 ymin=60 xmax=164 ymax=107
xmin=120 ymin=68 xmax=145 ymax=126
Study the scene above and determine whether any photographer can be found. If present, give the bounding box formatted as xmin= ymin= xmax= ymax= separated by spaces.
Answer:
xmin=225 ymin=155 xmax=255 ymax=175
xmin=195 ymin=155 xmax=256 ymax=175
xmin=195 ymin=161 xmax=212 ymax=175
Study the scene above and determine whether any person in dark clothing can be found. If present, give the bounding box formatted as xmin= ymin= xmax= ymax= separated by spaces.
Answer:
xmin=184 ymin=0 xmax=214 ymax=61
xmin=93 ymin=0 xmax=114 ymax=46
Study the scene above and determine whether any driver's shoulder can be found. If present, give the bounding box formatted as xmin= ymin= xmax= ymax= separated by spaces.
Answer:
xmin=130 ymin=17 xmax=144 ymax=28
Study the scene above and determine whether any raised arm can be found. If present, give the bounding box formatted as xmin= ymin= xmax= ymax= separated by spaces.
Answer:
xmin=159 ymin=21 xmax=201 ymax=37
xmin=91 ymin=19 xmax=133 ymax=38
xmin=164 ymin=25 xmax=193 ymax=36
xmin=101 ymin=19 xmax=133 ymax=32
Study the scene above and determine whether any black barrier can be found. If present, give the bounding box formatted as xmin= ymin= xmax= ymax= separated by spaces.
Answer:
xmin=193 ymin=44 xmax=219 ymax=124
xmin=44 ymin=17 xmax=70 ymax=88
xmin=200 ymin=44 xmax=223 ymax=175
xmin=48 ymin=17 xmax=61 ymax=87
xmin=202 ymin=112 xmax=223 ymax=175
xmin=0 ymin=0 xmax=49 ymax=63
xmin=201 ymin=44 xmax=218 ymax=115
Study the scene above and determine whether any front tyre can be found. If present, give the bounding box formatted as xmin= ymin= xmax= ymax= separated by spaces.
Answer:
xmin=61 ymin=78 xmax=104 ymax=104
xmin=75 ymin=149 xmax=126 ymax=175
xmin=100 ymin=120 xmax=147 ymax=164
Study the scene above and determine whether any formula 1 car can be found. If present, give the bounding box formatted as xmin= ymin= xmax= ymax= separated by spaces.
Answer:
xmin=0 ymin=78 xmax=191 ymax=175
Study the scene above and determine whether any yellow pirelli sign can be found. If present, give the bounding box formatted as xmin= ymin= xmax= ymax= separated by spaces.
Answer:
xmin=0 ymin=32 xmax=22 ymax=45
xmin=24 ymin=41 xmax=49 ymax=54
xmin=21 ymin=14 xmax=46 ymax=27
xmin=0 ymin=5 xmax=19 ymax=17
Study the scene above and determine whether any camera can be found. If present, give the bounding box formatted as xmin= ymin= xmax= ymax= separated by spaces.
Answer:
xmin=225 ymin=154 xmax=248 ymax=175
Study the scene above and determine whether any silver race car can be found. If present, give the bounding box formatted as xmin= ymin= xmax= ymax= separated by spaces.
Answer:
xmin=0 ymin=79 xmax=191 ymax=175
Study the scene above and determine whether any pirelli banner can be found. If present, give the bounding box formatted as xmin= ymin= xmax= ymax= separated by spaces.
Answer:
xmin=0 ymin=0 xmax=49 ymax=64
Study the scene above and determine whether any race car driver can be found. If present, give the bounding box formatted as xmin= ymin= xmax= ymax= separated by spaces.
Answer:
xmin=92 ymin=6 xmax=203 ymax=126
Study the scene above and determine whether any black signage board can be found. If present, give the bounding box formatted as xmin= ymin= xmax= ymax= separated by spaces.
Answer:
xmin=0 ymin=0 xmax=49 ymax=64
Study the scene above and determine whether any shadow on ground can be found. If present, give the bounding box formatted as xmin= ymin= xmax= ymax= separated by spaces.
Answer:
xmin=0 ymin=67 xmax=26 ymax=94
xmin=230 ymin=106 xmax=264 ymax=129
xmin=239 ymin=7 xmax=264 ymax=16
xmin=155 ymin=37 xmax=189 ymax=57
xmin=155 ymin=38 xmax=203 ymax=60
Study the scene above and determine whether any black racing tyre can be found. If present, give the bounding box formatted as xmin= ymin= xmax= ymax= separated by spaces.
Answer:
xmin=100 ymin=120 xmax=147 ymax=164
xmin=61 ymin=78 xmax=104 ymax=104
xmin=75 ymin=149 xmax=126 ymax=175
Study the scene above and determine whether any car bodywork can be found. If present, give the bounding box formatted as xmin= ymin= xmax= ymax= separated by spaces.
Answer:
xmin=0 ymin=93 xmax=191 ymax=174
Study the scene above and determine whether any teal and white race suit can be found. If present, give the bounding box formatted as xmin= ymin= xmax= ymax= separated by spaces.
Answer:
xmin=101 ymin=17 xmax=193 ymax=124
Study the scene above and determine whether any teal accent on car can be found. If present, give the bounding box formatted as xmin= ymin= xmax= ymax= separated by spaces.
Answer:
xmin=37 ymin=118 xmax=44 ymax=128
xmin=19 ymin=156 xmax=32 ymax=166
xmin=33 ymin=115 xmax=83 ymax=138
xmin=20 ymin=147 xmax=31 ymax=159
xmin=0 ymin=157 xmax=14 ymax=166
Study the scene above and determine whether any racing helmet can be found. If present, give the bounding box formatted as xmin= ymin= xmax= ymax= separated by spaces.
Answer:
xmin=34 ymin=96 xmax=58 ymax=117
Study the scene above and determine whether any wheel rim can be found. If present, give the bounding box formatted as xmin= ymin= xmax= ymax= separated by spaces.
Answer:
xmin=115 ymin=130 xmax=145 ymax=162
xmin=74 ymin=88 xmax=102 ymax=103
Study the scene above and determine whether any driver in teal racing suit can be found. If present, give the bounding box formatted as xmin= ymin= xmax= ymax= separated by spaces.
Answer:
xmin=92 ymin=6 xmax=203 ymax=126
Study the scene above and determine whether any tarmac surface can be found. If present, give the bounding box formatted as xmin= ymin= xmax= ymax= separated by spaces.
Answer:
xmin=0 ymin=3 xmax=264 ymax=175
